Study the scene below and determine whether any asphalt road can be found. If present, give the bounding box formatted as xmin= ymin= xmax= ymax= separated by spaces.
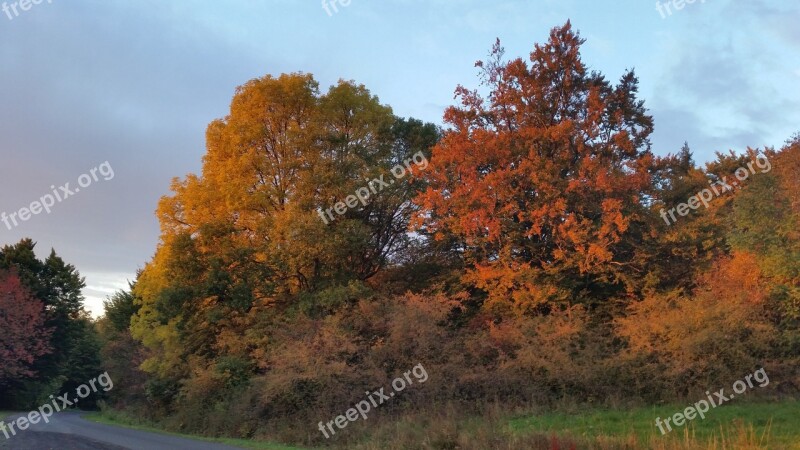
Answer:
xmin=0 ymin=411 xmax=243 ymax=450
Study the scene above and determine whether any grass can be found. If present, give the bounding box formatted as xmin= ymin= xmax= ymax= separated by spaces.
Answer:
xmin=87 ymin=399 xmax=800 ymax=449
xmin=507 ymin=400 xmax=800 ymax=449
xmin=0 ymin=412 xmax=17 ymax=421
xmin=84 ymin=411 xmax=308 ymax=450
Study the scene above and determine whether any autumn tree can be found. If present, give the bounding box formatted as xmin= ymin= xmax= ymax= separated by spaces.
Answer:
xmin=615 ymin=252 xmax=779 ymax=398
xmin=0 ymin=269 xmax=52 ymax=386
xmin=0 ymin=239 xmax=102 ymax=407
xmin=728 ymin=141 xmax=800 ymax=324
xmin=131 ymin=73 xmax=438 ymax=405
xmin=415 ymin=22 xmax=656 ymax=315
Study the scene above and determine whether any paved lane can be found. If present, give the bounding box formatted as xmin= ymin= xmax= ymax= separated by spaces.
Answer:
xmin=0 ymin=411 xmax=243 ymax=450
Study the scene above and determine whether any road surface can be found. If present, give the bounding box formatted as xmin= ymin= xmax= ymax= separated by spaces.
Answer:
xmin=0 ymin=411 xmax=243 ymax=450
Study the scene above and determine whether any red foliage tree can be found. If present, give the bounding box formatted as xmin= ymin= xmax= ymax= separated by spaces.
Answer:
xmin=415 ymin=22 xmax=656 ymax=314
xmin=0 ymin=269 xmax=52 ymax=383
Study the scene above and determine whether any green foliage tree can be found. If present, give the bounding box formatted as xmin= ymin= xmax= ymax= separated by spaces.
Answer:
xmin=97 ymin=283 xmax=148 ymax=410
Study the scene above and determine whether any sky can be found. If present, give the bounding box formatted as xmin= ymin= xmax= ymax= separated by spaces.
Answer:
xmin=0 ymin=0 xmax=798 ymax=316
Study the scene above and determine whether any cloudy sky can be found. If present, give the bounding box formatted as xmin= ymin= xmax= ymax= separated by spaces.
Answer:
xmin=1 ymin=0 xmax=798 ymax=316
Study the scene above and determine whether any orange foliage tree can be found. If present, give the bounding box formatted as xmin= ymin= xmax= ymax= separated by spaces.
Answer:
xmin=415 ymin=22 xmax=656 ymax=315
